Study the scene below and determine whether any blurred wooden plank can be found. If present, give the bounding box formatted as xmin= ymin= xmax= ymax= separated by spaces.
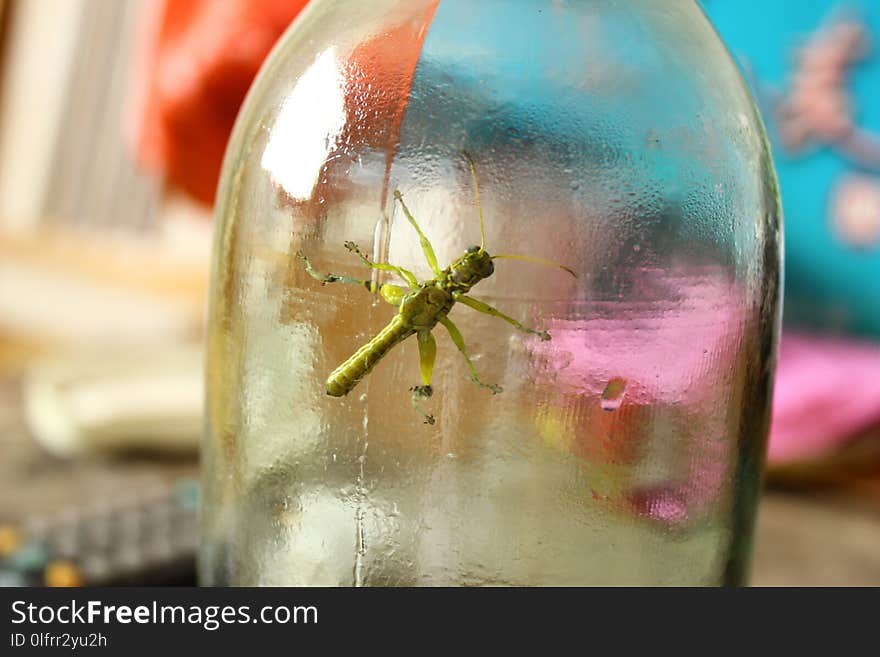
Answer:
xmin=0 ymin=226 xmax=210 ymax=367
xmin=0 ymin=227 xmax=209 ymax=303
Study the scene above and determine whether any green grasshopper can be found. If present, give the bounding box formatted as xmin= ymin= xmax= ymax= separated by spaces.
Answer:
xmin=297 ymin=155 xmax=575 ymax=425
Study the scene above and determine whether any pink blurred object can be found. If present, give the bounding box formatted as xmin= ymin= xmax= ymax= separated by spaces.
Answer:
xmin=769 ymin=332 xmax=880 ymax=464
xmin=530 ymin=268 xmax=748 ymax=526
xmin=529 ymin=271 xmax=880 ymax=520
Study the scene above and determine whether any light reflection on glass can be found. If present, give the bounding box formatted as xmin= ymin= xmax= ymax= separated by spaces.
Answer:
xmin=261 ymin=48 xmax=345 ymax=201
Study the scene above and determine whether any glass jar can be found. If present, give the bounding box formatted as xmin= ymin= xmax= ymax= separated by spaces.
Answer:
xmin=201 ymin=0 xmax=782 ymax=586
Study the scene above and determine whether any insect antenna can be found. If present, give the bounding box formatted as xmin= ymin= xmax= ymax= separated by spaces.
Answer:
xmin=491 ymin=253 xmax=578 ymax=278
xmin=462 ymin=151 xmax=486 ymax=252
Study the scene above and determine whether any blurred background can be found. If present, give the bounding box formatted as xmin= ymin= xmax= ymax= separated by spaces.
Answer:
xmin=0 ymin=0 xmax=877 ymax=586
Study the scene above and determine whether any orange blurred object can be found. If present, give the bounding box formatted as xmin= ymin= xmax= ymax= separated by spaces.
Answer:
xmin=44 ymin=560 xmax=86 ymax=587
xmin=314 ymin=1 xmax=439 ymax=210
xmin=130 ymin=0 xmax=310 ymax=206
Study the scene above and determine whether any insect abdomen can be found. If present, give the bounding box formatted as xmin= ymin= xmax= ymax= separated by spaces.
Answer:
xmin=325 ymin=315 xmax=414 ymax=397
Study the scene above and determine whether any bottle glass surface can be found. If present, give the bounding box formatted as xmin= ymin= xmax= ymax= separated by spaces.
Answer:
xmin=202 ymin=0 xmax=782 ymax=586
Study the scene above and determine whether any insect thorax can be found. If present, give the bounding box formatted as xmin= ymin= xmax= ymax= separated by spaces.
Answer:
xmin=399 ymin=284 xmax=454 ymax=331
xmin=444 ymin=248 xmax=495 ymax=293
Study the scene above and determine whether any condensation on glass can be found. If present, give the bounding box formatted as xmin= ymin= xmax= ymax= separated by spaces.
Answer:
xmin=201 ymin=0 xmax=782 ymax=586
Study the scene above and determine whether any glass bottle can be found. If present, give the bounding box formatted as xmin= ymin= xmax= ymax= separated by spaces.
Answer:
xmin=202 ymin=0 xmax=782 ymax=586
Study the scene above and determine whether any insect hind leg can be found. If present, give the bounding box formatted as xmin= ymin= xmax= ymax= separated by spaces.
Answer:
xmin=411 ymin=386 xmax=434 ymax=425
xmin=411 ymin=331 xmax=437 ymax=425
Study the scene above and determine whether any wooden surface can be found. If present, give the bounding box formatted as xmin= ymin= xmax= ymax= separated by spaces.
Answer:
xmin=751 ymin=490 xmax=880 ymax=586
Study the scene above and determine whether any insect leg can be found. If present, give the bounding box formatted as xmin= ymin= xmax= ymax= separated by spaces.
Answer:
xmin=393 ymin=191 xmax=442 ymax=276
xmin=454 ymin=293 xmax=551 ymax=341
xmin=438 ymin=315 xmax=503 ymax=394
xmin=296 ymin=251 xmax=406 ymax=305
xmin=411 ymin=331 xmax=437 ymax=425
xmin=462 ymin=151 xmax=486 ymax=250
xmin=343 ymin=241 xmax=419 ymax=289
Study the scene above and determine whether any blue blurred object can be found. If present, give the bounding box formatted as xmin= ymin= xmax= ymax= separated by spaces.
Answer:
xmin=704 ymin=0 xmax=880 ymax=337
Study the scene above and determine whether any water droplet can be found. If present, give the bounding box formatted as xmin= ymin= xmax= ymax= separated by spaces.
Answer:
xmin=359 ymin=393 xmax=367 ymax=402
xmin=569 ymin=180 xmax=580 ymax=190
xmin=600 ymin=377 xmax=627 ymax=411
